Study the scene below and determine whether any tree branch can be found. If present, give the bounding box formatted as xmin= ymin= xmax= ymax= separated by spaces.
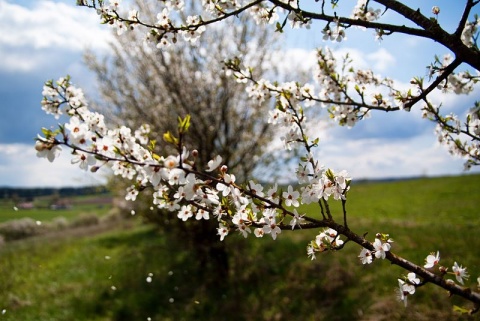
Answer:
xmin=270 ymin=0 xmax=432 ymax=39
xmin=455 ymin=0 xmax=475 ymax=37
xmin=405 ymin=58 xmax=462 ymax=110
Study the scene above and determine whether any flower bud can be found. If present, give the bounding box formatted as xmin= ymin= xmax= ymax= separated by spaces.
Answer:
xmin=220 ymin=165 xmax=228 ymax=173
xmin=35 ymin=141 xmax=46 ymax=152
xmin=192 ymin=149 xmax=198 ymax=157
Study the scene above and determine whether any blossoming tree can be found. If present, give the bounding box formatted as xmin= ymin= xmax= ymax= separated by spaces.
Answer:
xmin=83 ymin=0 xmax=279 ymax=278
xmin=38 ymin=0 xmax=480 ymax=313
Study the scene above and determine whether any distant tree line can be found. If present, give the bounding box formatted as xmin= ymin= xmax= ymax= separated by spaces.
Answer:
xmin=0 ymin=186 xmax=108 ymax=200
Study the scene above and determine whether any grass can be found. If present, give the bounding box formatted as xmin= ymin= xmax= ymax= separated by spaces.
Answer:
xmin=0 ymin=194 xmax=112 ymax=223
xmin=0 ymin=174 xmax=479 ymax=320
xmin=302 ymin=174 xmax=480 ymax=259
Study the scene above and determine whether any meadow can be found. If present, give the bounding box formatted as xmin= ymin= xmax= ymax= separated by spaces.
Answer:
xmin=0 ymin=194 xmax=112 ymax=223
xmin=0 ymin=174 xmax=479 ymax=321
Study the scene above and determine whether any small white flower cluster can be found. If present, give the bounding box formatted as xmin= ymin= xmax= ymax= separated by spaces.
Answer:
xmin=433 ymin=55 xmax=477 ymax=95
xmin=35 ymin=138 xmax=61 ymax=163
xmin=321 ymin=23 xmax=346 ymax=42
xmin=236 ymin=47 xmax=403 ymax=132
xmin=452 ymin=262 xmax=470 ymax=285
xmin=395 ymin=250 xmax=474 ymax=307
xmin=424 ymin=54 xmax=477 ymax=96
xmin=234 ymin=49 xmax=381 ymax=131
xmin=41 ymin=77 xmax=87 ymax=119
xmin=397 ymin=272 xmax=420 ymax=307
xmin=235 ymin=67 xmax=354 ymax=205
xmin=228 ymin=65 xmax=319 ymax=150
xmin=423 ymin=251 xmax=471 ymax=286
xmin=249 ymin=3 xmax=279 ymax=25
xmin=96 ymin=0 xmax=213 ymax=47
xmin=299 ymin=167 xmax=351 ymax=204
xmin=287 ymin=10 xmax=311 ymax=30
xmin=422 ymin=102 xmax=480 ymax=169
xmin=95 ymin=0 xmax=131 ymax=36
xmin=181 ymin=15 xmax=207 ymax=43
xmin=424 ymin=251 xmax=440 ymax=269
xmin=37 ymin=76 xmax=91 ymax=163
xmin=461 ymin=16 xmax=480 ymax=48
xmin=358 ymin=233 xmax=393 ymax=264
xmin=307 ymin=228 xmax=344 ymax=260
xmin=468 ymin=105 xmax=480 ymax=137
xmin=315 ymin=49 xmax=395 ymax=126
xmin=351 ymin=0 xmax=381 ymax=22
xmin=410 ymin=53 xmax=480 ymax=168
xmin=202 ymin=0 xmax=241 ymax=17
xmin=245 ymin=79 xmax=272 ymax=105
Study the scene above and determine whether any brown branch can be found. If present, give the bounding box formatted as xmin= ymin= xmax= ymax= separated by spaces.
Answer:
xmin=270 ymin=0 xmax=431 ymax=39
xmin=373 ymin=0 xmax=480 ymax=69
xmin=386 ymin=251 xmax=480 ymax=306
xmin=405 ymin=58 xmax=462 ymax=110
xmin=455 ymin=0 xmax=476 ymax=37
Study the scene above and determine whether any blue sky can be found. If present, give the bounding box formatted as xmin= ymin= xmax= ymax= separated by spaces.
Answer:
xmin=0 ymin=0 xmax=479 ymax=187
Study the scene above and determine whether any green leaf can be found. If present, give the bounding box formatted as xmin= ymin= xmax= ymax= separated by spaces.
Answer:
xmin=453 ymin=305 xmax=470 ymax=314
xmin=275 ymin=22 xmax=284 ymax=33
xmin=325 ymin=168 xmax=335 ymax=181
xmin=177 ymin=114 xmax=191 ymax=134
xmin=281 ymin=90 xmax=292 ymax=100
xmin=148 ymin=140 xmax=157 ymax=151
xmin=41 ymin=127 xmax=53 ymax=138
xmin=163 ymin=131 xmax=178 ymax=145
xmin=152 ymin=153 xmax=162 ymax=161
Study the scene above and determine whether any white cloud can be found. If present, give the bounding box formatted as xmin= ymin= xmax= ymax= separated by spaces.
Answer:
xmin=366 ymin=48 xmax=396 ymax=74
xmin=333 ymin=47 xmax=369 ymax=69
xmin=0 ymin=46 xmax=44 ymax=72
xmin=268 ymin=47 xmax=317 ymax=81
xmin=404 ymin=35 xmax=422 ymax=48
xmin=331 ymin=46 xmax=397 ymax=74
xmin=0 ymin=143 xmax=107 ymax=187
xmin=315 ymin=134 xmax=478 ymax=179
xmin=270 ymin=45 xmax=387 ymax=80
xmin=0 ymin=0 xmax=112 ymax=72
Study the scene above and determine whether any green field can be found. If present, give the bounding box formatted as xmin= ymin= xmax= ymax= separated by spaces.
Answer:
xmin=0 ymin=194 xmax=112 ymax=223
xmin=0 ymin=174 xmax=479 ymax=320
